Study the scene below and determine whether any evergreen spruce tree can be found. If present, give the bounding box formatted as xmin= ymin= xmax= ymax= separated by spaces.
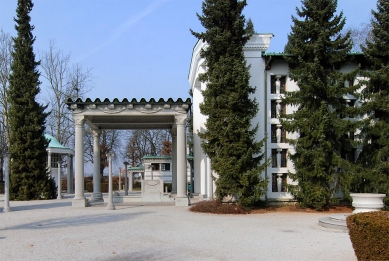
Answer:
xmin=191 ymin=0 xmax=268 ymax=207
xmin=356 ymin=0 xmax=389 ymax=196
xmin=8 ymin=0 xmax=56 ymax=200
xmin=282 ymin=0 xmax=358 ymax=209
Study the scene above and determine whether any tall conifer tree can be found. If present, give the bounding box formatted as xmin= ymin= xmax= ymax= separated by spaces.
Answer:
xmin=8 ymin=0 xmax=56 ymax=200
xmin=356 ymin=0 xmax=389 ymax=195
xmin=282 ymin=0 xmax=358 ymax=209
xmin=191 ymin=0 xmax=268 ymax=207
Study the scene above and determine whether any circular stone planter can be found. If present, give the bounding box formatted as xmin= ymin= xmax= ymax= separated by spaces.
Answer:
xmin=350 ymin=193 xmax=386 ymax=214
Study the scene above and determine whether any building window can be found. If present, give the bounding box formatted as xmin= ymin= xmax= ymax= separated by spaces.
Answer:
xmin=272 ymin=173 xmax=288 ymax=192
xmin=281 ymin=149 xmax=287 ymax=167
xmin=161 ymin=163 xmax=170 ymax=171
xmin=270 ymin=75 xmax=286 ymax=94
xmin=151 ymin=163 xmax=160 ymax=171
xmin=271 ymin=149 xmax=277 ymax=167
xmin=51 ymin=153 xmax=61 ymax=168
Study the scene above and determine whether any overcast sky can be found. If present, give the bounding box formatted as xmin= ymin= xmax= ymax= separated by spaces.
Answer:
xmin=0 ymin=0 xmax=377 ymax=103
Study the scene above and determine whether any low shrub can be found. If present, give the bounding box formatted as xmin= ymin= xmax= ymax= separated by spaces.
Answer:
xmin=189 ymin=199 xmax=249 ymax=214
xmin=85 ymin=182 xmax=118 ymax=193
xmin=346 ymin=211 xmax=389 ymax=260
xmin=85 ymin=182 xmax=93 ymax=193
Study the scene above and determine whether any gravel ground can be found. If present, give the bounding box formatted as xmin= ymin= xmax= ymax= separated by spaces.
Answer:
xmin=0 ymin=194 xmax=356 ymax=261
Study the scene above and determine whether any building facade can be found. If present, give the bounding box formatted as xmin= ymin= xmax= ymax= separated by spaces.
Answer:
xmin=188 ymin=34 xmax=363 ymax=202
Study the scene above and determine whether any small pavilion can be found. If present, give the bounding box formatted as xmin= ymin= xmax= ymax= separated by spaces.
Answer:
xmin=45 ymin=134 xmax=74 ymax=194
xmin=65 ymin=97 xmax=191 ymax=207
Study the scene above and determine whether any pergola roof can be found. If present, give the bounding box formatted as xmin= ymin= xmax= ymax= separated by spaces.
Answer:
xmin=65 ymin=97 xmax=192 ymax=130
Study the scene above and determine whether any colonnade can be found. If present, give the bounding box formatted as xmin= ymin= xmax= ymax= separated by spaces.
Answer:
xmin=71 ymin=114 xmax=188 ymax=207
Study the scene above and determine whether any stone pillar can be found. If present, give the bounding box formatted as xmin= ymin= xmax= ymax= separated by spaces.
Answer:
xmin=106 ymin=153 xmax=115 ymax=210
xmin=276 ymin=75 xmax=281 ymax=94
xmin=72 ymin=116 xmax=87 ymax=207
xmin=172 ymin=129 xmax=177 ymax=194
xmin=124 ymin=162 xmax=129 ymax=195
xmin=3 ymin=153 xmax=11 ymax=212
xmin=276 ymin=100 xmax=282 ymax=118
xmin=47 ymin=151 xmax=52 ymax=174
xmin=129 ymin=171 xmax=133 ymax=192
xmin=207 ymin=157 xmax=213 ymax=199
xmin=57 ymin=161 xmax=62 ymax=199
xmin=175 ymin=115 xmax=188 ymax=206
xmin=277 ymin=173 xmax=283 ymax=192
xmin=277 ymin=149 xmax=282 ymax=168
xmin=91 ymin=129 xmax=102 ymax=202
xmin=276 ymin=124 xmax=282 ymax=143
xmin=66 ymin=154 xmax=72 ymax=194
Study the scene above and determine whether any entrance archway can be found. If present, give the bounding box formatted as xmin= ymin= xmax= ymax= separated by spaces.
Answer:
xmin=66 ymin=97 xmax=191 ymax=207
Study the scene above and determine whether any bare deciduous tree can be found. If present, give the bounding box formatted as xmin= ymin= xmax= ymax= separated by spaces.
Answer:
xmin=40 ymin=40 xmax=93 ymax=147
xmin=342 ymin=22 xmax=373 ymax=52
xmin=84 ymin=127 xmax=123 ymax=178
xmin=125 ymin=129 xmax=172 ymax=167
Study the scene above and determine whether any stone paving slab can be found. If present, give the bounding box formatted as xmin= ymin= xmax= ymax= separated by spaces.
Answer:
xmin=0 ymin=194 xmax=356 ymax=261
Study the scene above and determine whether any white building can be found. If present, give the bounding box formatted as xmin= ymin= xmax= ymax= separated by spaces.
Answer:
xmin=188 ymin=34 xmax=364 ymax=203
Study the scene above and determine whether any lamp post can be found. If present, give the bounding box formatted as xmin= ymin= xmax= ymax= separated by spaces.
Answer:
xmin=3 ymin=153 xmax=11 ymax=212
xmin=123 ymin=161 xmax=129 ymax=195
xmin=106 ymin=152 xmax=115 ymax=210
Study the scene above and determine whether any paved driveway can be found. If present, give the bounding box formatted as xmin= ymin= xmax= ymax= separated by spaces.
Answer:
xmin=0 ymin=195 xmax=356 ymax=261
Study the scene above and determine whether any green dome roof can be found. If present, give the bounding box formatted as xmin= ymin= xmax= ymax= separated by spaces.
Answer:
xmin=45 ymin=134 xmax=70 ymax=149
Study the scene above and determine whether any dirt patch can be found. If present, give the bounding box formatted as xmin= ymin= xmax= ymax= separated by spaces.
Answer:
xmin=251 ymin=205 xmax=353 ymax=214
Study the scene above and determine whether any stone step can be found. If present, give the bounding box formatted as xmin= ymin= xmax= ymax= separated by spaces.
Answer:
xmin=318 ymin=214 xmax=350 ymax=231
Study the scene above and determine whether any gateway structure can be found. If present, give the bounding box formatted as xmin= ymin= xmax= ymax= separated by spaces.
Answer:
xmin=188 ymin=34 xmax=364 ymax=203
xmin=66 ymin=98 xmax=191 ymax=207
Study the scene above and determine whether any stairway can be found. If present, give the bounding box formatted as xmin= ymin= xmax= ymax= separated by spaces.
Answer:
xmin=318 ymin=214 xmax=350 ymax=231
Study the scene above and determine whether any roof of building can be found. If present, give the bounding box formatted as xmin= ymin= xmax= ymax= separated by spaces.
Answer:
xmin=45 ymin=134 xmax=74 ymax=154
xmin=66 ymin=97 xmax=192 ymax=107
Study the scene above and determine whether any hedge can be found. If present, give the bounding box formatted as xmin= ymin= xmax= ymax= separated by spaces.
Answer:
xmin=346 ymin=211 xmax=389 ymax=260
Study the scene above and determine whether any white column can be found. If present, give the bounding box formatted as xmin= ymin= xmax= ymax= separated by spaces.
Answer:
xmin=172 ymin=129 xmax=177 ymax=194
xmin=276 ymin=124 xmax=282 ymax=143
xmin=175 ymin=115 xmax=188 ymax=206
xmin=276 ymin=100 xmax=282 ymax=118
xmin=3 ymin=153 xmax=11 ymax=212
xmin=72 ymin=116 xmax=87 ymax=207
xmin=106 ymin=152 xmax=115 ymax=210
xmin=66 ymin=154 xmax=72 ymax=194
xmin=47 ymin=151 xmax=52 ymax=178
xmin=91 ymin=129 xmax=102 ymax=202
xmin=207 ymin=156 xmax=213 ymax=199
xmin=277 ymin=173 xmax=283 ymax=192
xmin=57 ymin=161 xmax=62 ymax=199
xmin=276 ymin=75 xmax=281 ymax=94
xmin=277 ymin=149 xmax=282 ymax=168
xmin=129 ymin=171 xmax=133 ymax=192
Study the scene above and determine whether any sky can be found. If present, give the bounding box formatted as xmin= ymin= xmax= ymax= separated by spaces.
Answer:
xmin=0 ymin=0 xmax=377 ymax=102
xmin=0 ymin=0 xmax=377 ymax=174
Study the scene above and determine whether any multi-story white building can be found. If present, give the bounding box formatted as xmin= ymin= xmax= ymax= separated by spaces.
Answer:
xmin=188 ymin=34 xmax=364 ymax=203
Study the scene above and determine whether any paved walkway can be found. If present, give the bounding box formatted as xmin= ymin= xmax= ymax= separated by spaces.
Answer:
xmin=0 ymin=194 xmax=356 ymax=261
